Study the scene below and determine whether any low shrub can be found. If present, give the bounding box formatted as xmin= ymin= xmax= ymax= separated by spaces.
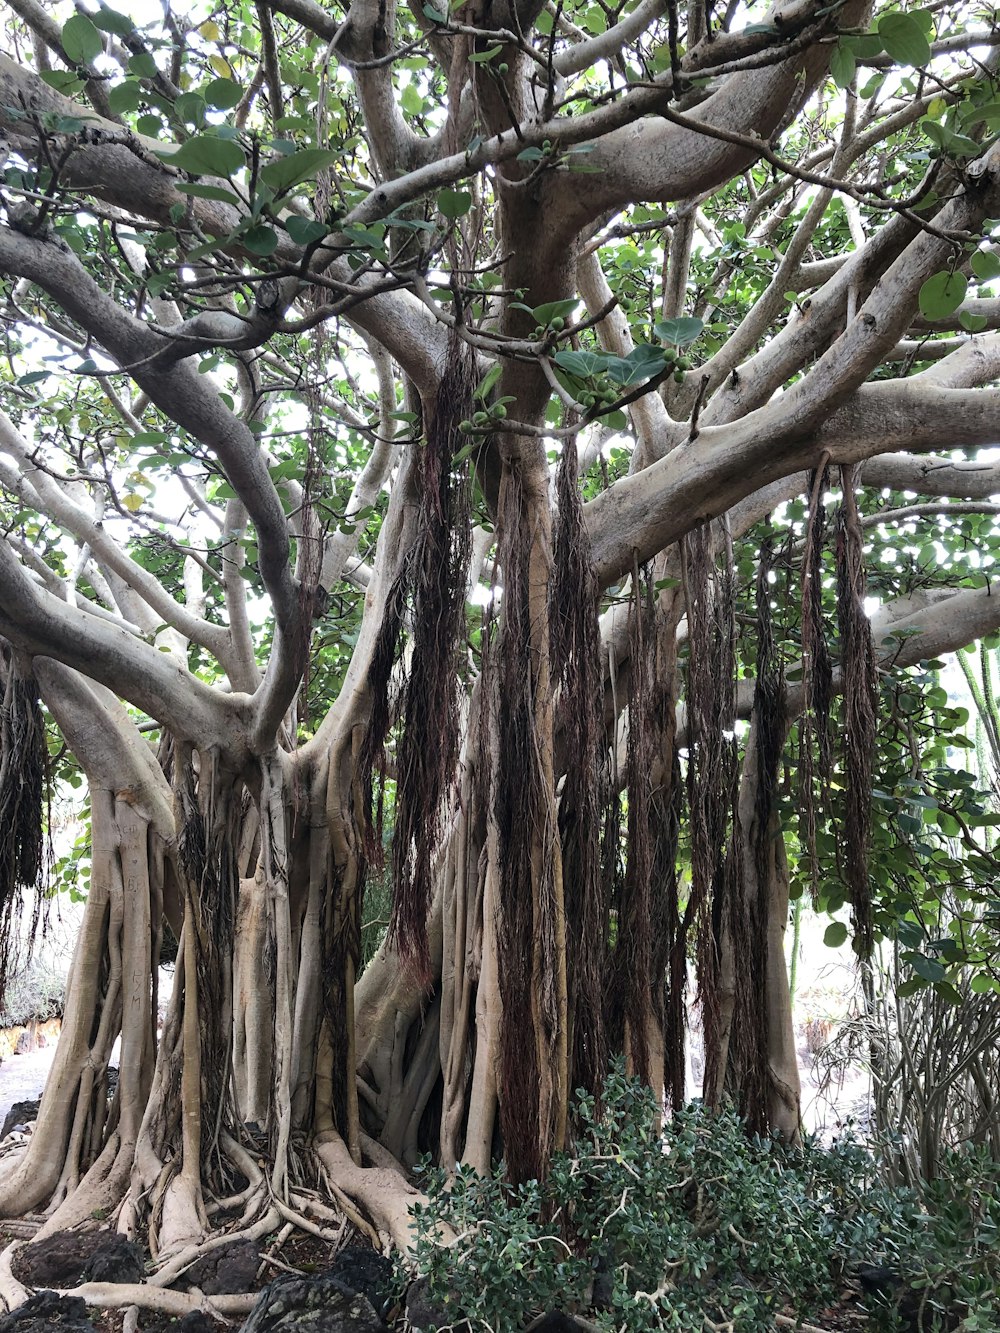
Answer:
xmin=405 ymin=1064 xmax=1000 ymax=1331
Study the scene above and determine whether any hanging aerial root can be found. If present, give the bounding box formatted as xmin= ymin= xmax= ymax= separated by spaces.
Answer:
xmin=0 ymin=652 xmax=48 ymax=1005
xmin=798 ymin=459 xmax=834 ymax=901
xmin=551 ymin=426 xmax=607 ymax=1099
xmin=608 ymin=565 xmax=654 ymax=1083
xmin=731 ymin=532 xmax=786 ymax=1134
xmin=358 ymin=333 xmax=477 ymax=977
xmin=836 ymin=464 xmax=877 ymax=959
xmin=680 ymin=521 xmax=738 ymax=1106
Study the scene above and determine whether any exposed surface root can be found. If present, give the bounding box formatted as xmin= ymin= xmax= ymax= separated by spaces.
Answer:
xmin=0 ymin=1241 xmax=29 ymax=1312
xmin=58 ymin=1281 xmax=256 ymax=1317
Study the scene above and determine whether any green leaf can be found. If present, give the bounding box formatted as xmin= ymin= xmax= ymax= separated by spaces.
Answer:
xmin=423 ymin=3 xmax=447 ymax=19
xmin=284 ymin=216 xmax=329 ymax=246
xmin=203 ymin=78 xmax=243 ymax=110
xmin=108 ymin=80 xmax=141 ymax=114
xmin=605 ymin=345 xmax=666 ymax=386
xmin=259 ymin=148 xmax=339 ymax=195
xmin=531 ymin=299 xmax=579 ymax=326
xmin=136 ymin=114 xmax=163 ymax=137
xmin=918 ymin=270 xmax=967 ymax=321
xmin=474 ymin=365 xmax=503 ymax=400
xmin=243 ymin=224 xmax=278 ymax=256
xmin=823 ymin=921 xmax=849 ymax=948
xmin=438 ymin=188 xmax=472 ymax=219
xmin=829 ymin=41 xmax=855 ymax=89
xmin=62 ymin=14 xmax=102 ymax=63
xmin=552 ymin=349 xmax=610 ymax=378
xmin=971 ymin=248 xmax=1000 ymax=282
xmin=959 ymin=310 xmax=988 ymax=333
xmin=164 ymin=134 xmax=246 ymax=178
xmin=175 ymin=181 xmax=242 ymax=206
xmin=92 ymin=8 xmax=134 ymax=35
xmin=128 ymin=51 xmax=158 ymax=79
xmin=469 ymin=44 xmax=503 ymax=62
xmin=654 ymin=316 xmax=704 ymax=347
xmin=877 ymin=11 xmax=932 ymax=68
xmin=174 ymin=92 xmax=206 ymax=127
xmin=910 ymin=953 xmax=946 ymax=983
xmin=401 ymin=83 xmax=424 ymax=115
xmin=40 ymin=69 xmax=84 ymax=94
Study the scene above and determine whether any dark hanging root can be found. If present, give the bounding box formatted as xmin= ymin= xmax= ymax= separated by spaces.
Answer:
xmin=733 ymin=532 xmax=786 ymax=1134
xmin=174 ymin=743 xmax=239 ymax=1177
xmin=681 ymin=521 xmax=738 ymax=1108
xmin=0 ymin=649 xmax=48 ymax=1007
xmin=494 ymin=459 xmax=548 ymax=1184
xmin=836 ymin=464 xmax=877 ymax=959
xmin=799 ymin=459 xmax=834 ymax=901
xmin=358 ymin=334 xmax=476 ymax=978
xmin=608 ymin=564 xmax=654 ymax=1083
xmin=552 ymin=430 xmax=607 ymax=1100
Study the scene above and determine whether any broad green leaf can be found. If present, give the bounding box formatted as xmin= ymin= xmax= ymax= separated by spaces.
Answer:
xmin=654 ymin=316 xmax=704 ymax=347
xmin=971 ymin=249 xmax=1000 ymax=281
xmin=438 ymin=188 xmax=472 ymax=219
xmin=259 ymin=148 xmax=339 ymax=194
xmin=128 ymin=52 xmax=158 ymax=78
xmin=552 ymin=349 xmax=610 ymax=378
xmin=910 ymin=952 xmax=946 ymax=982
xmin=877 ymin=11 xmax=931 ymax=68
xmin=62 ymin=14 xmax=102 ymax=63
xmin=918 ymin=270 xmax=967 ymax=320
xmin=823 ymin=921 xmax=848 ymax=948
xmin=401 ymin=83 xmax=424 ymax=116
xmin=164 ymin=135 xmax=246 ymax=178
xmin=829 ymin=41 xmax=855 ymax=89
xmin=284 ymin=216 xmax=329 ymax=246
xmin=469 ymin=45 xmax=503 ymax=62
xmin=474 ymin=365 xmax=503 ymax=400
xmin=92 ymin=8 xmax=134 ymax=35
xmin=605 ymin=345 xmax=666 ymax=386
xmin=531 ymin=299 xmax=578 ymax=325
xmin=243 ymin=224 xmax=279 ymax=256
xmin=136 ymin=114 xmax=163 ymax=137
xmin=175 ymin=92 xmax=206 ymax=128
xmin=40 ymin=69 xmax=83 ymax=94
xmin=108 ymin=80 xmax=141 ymax=114
xmin=203 ymin=78 xmax=243 ymax=110
xmin=959 ymin=311 xmax=988 ymax=333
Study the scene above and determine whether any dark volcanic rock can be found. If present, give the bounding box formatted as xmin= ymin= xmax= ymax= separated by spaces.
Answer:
xmin=0 ymin=1291 xmax=97 ymax=1332
xmin=327 ymin=1246 xmax=395 ymax=1314
xmin=242 ymin=1272 xmax=385 ymax=1332
xmin=15 ymin=1229 xmax=143 ymax=1288
xmin=183 ymin=1238 xmax=261 ymax=1294
xmin=0 ymin=1100 xmax=40 ymax=1140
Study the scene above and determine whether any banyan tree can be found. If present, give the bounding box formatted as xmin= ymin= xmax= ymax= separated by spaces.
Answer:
xmin=1 ymin=0 xmax=1000 ymax=1316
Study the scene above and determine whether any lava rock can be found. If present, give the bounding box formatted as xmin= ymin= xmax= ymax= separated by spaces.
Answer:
xmin=242 ymin=1272 xmax=385 ymax=1332
xmin=15 ymin=1229 xmax=143 ymax=1288
xmin=327 ymin=1246 xmax=395 ymax=1314
xmin=0 ymin=1291 xmax=98 ymax=1332
xmin=176 ymin=1314 xmax=223 ymax=1333
xmin=855 ymin=1263 xmax=959 ymax=1332
xmin=183 ymin=1238 xmax=261 ymax=1294
xmin=0 ymin=1101 xmax=40 ymax=1140
xmin=404 ymin=1277 xmax=464 ymax=1333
